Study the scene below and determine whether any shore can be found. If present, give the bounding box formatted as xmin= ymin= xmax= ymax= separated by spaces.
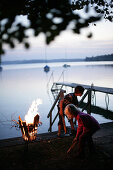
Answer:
xmin=0 ymin=122 xmax=113 ymax=170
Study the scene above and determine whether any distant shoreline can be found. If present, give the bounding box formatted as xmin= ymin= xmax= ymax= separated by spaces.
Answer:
xmin=1 ymin=53 xmax=113 ymax=65
xmin=1 ymin=58 xmax=84 ymax=65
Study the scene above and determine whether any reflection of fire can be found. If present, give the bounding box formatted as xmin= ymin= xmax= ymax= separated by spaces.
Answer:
xmin=19 ymin=99 xmax=42 ymax=141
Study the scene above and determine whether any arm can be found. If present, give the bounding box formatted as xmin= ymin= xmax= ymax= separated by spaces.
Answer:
xmin=67 ymin=137 xmax=78 ymax=154
xmin=75 ymin=117 xmax=83 ymax=140
xmin=67 ymin=119 xmax=83 ymax=154
xmin=69 ymin=118 xmax=76 ymax=133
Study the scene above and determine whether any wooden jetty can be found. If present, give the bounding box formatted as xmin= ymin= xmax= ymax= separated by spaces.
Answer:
xmin=47 ymin=82 xmax=113 ymax=132
xmin=53 ymin=82 xmax=113 ymax=94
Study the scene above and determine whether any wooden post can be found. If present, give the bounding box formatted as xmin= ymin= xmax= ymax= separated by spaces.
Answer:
xmin=24 ymin=141 xmax=28 ymax=152
xmin=78 ymin=90 xmax=89 ymax=107
xmin=50 ymin=111 xmax=52 ymax=132
xmin=87 ymin=89 xmax=92 ymax=114
xmin=47 ymin=89 xmax=66 ymax=132
xmin=48 ymin=112 xmax=59 ymax=132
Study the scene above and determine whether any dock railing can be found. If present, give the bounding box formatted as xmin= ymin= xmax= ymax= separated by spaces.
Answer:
xmin=47 ymin=89 xmax=66 ymax=132
xmin=47 ymin=82 xmax=113 ymax=132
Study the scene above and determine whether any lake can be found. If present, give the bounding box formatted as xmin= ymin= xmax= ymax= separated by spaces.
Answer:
xmin=0 ymin=61 xmax=113 ymax=140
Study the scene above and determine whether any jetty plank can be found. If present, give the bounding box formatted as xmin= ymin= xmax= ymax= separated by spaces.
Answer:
xmin=55 ymin=82 xmax=113 ymax=94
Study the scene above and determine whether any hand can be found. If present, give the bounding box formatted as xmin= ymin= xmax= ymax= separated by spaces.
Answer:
xmin=67 ymin=147 xmax=72 ymax=154
xmin=73 ymin=137 xmax=77 ymax=143
xmin=67 ymin=138 xmax=77 ymax=154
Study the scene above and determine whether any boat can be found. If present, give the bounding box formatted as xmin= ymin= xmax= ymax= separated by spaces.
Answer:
xmin=44 ymin=65 xmax=50 ymax=73
xmin=63 ymin=64 xmax=70 ymax=68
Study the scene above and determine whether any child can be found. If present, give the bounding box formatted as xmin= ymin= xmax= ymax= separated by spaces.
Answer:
xmin=57 ymin=86 xmax=84 ymax=136
xmin=64 ymin=104 xmax=100 ymax=157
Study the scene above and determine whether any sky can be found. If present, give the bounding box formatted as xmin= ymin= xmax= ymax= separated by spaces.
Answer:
xmin=2 ymin=16 xmax=113 ymax=62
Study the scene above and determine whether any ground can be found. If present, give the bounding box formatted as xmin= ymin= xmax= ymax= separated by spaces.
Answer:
xmin=0 ymin=123 xmax=113 ymax=170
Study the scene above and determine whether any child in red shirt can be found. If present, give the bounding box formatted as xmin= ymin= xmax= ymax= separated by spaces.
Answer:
xmin=64 ymin=104 xmax=100 ymax=157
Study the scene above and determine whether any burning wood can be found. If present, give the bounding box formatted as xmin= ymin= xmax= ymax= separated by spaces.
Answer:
xmin=12 ymin=99 xmax=42 ymax=142
xmin=19 ymin=114 xmax=42 ymax=141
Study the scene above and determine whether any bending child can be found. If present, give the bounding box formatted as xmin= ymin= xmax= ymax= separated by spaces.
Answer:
xmin=64 ymin=104 xmax=100 ymax=157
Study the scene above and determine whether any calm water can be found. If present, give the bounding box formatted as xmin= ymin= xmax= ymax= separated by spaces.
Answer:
xmin=0 ymin=61 xmax=113 ymax=140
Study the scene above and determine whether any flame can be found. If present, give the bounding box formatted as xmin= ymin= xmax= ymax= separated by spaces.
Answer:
xmin=25 ymin=98 xmax=42 ymax=124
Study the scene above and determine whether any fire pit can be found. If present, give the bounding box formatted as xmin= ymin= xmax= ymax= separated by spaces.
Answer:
xmin=19 ymin=114 xmax=42 ymax=141
xmin=12 ymin=99 xmax=42 ymax=151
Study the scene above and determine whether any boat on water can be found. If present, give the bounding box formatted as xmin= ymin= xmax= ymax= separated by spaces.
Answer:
xmin=63 ymin=64 xmax=70 ymax=68
xmin=44 ymin=65 xmax=50 ymax=73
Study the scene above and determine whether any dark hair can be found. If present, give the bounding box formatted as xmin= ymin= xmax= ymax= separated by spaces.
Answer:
xmin=74 ymin=86 xmax=84 ymax=94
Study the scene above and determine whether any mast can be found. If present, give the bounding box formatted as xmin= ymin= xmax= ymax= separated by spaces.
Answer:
xmin=0 ymin=54 xmax=2 ymax=71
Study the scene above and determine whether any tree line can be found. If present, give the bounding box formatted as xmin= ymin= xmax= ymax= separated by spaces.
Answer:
xmin=85 ymin=54 xmax=113 ymax=61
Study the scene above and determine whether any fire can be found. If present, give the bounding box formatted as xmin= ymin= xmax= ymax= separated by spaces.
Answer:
xmin=17 ymin=98 xmax=42 ymax=141
xmin=12 ymin=98 xmax=42 ymax=142
xmin=25 ymin=98 xmax=42 ymax=124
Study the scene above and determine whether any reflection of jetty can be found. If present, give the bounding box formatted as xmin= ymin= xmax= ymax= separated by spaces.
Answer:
xmin=47 ymin=82 xmax=113 ymax=132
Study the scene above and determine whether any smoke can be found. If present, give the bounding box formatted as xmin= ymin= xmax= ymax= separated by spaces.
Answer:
xmin=25 ymin=98 xmax=42 ymax=124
